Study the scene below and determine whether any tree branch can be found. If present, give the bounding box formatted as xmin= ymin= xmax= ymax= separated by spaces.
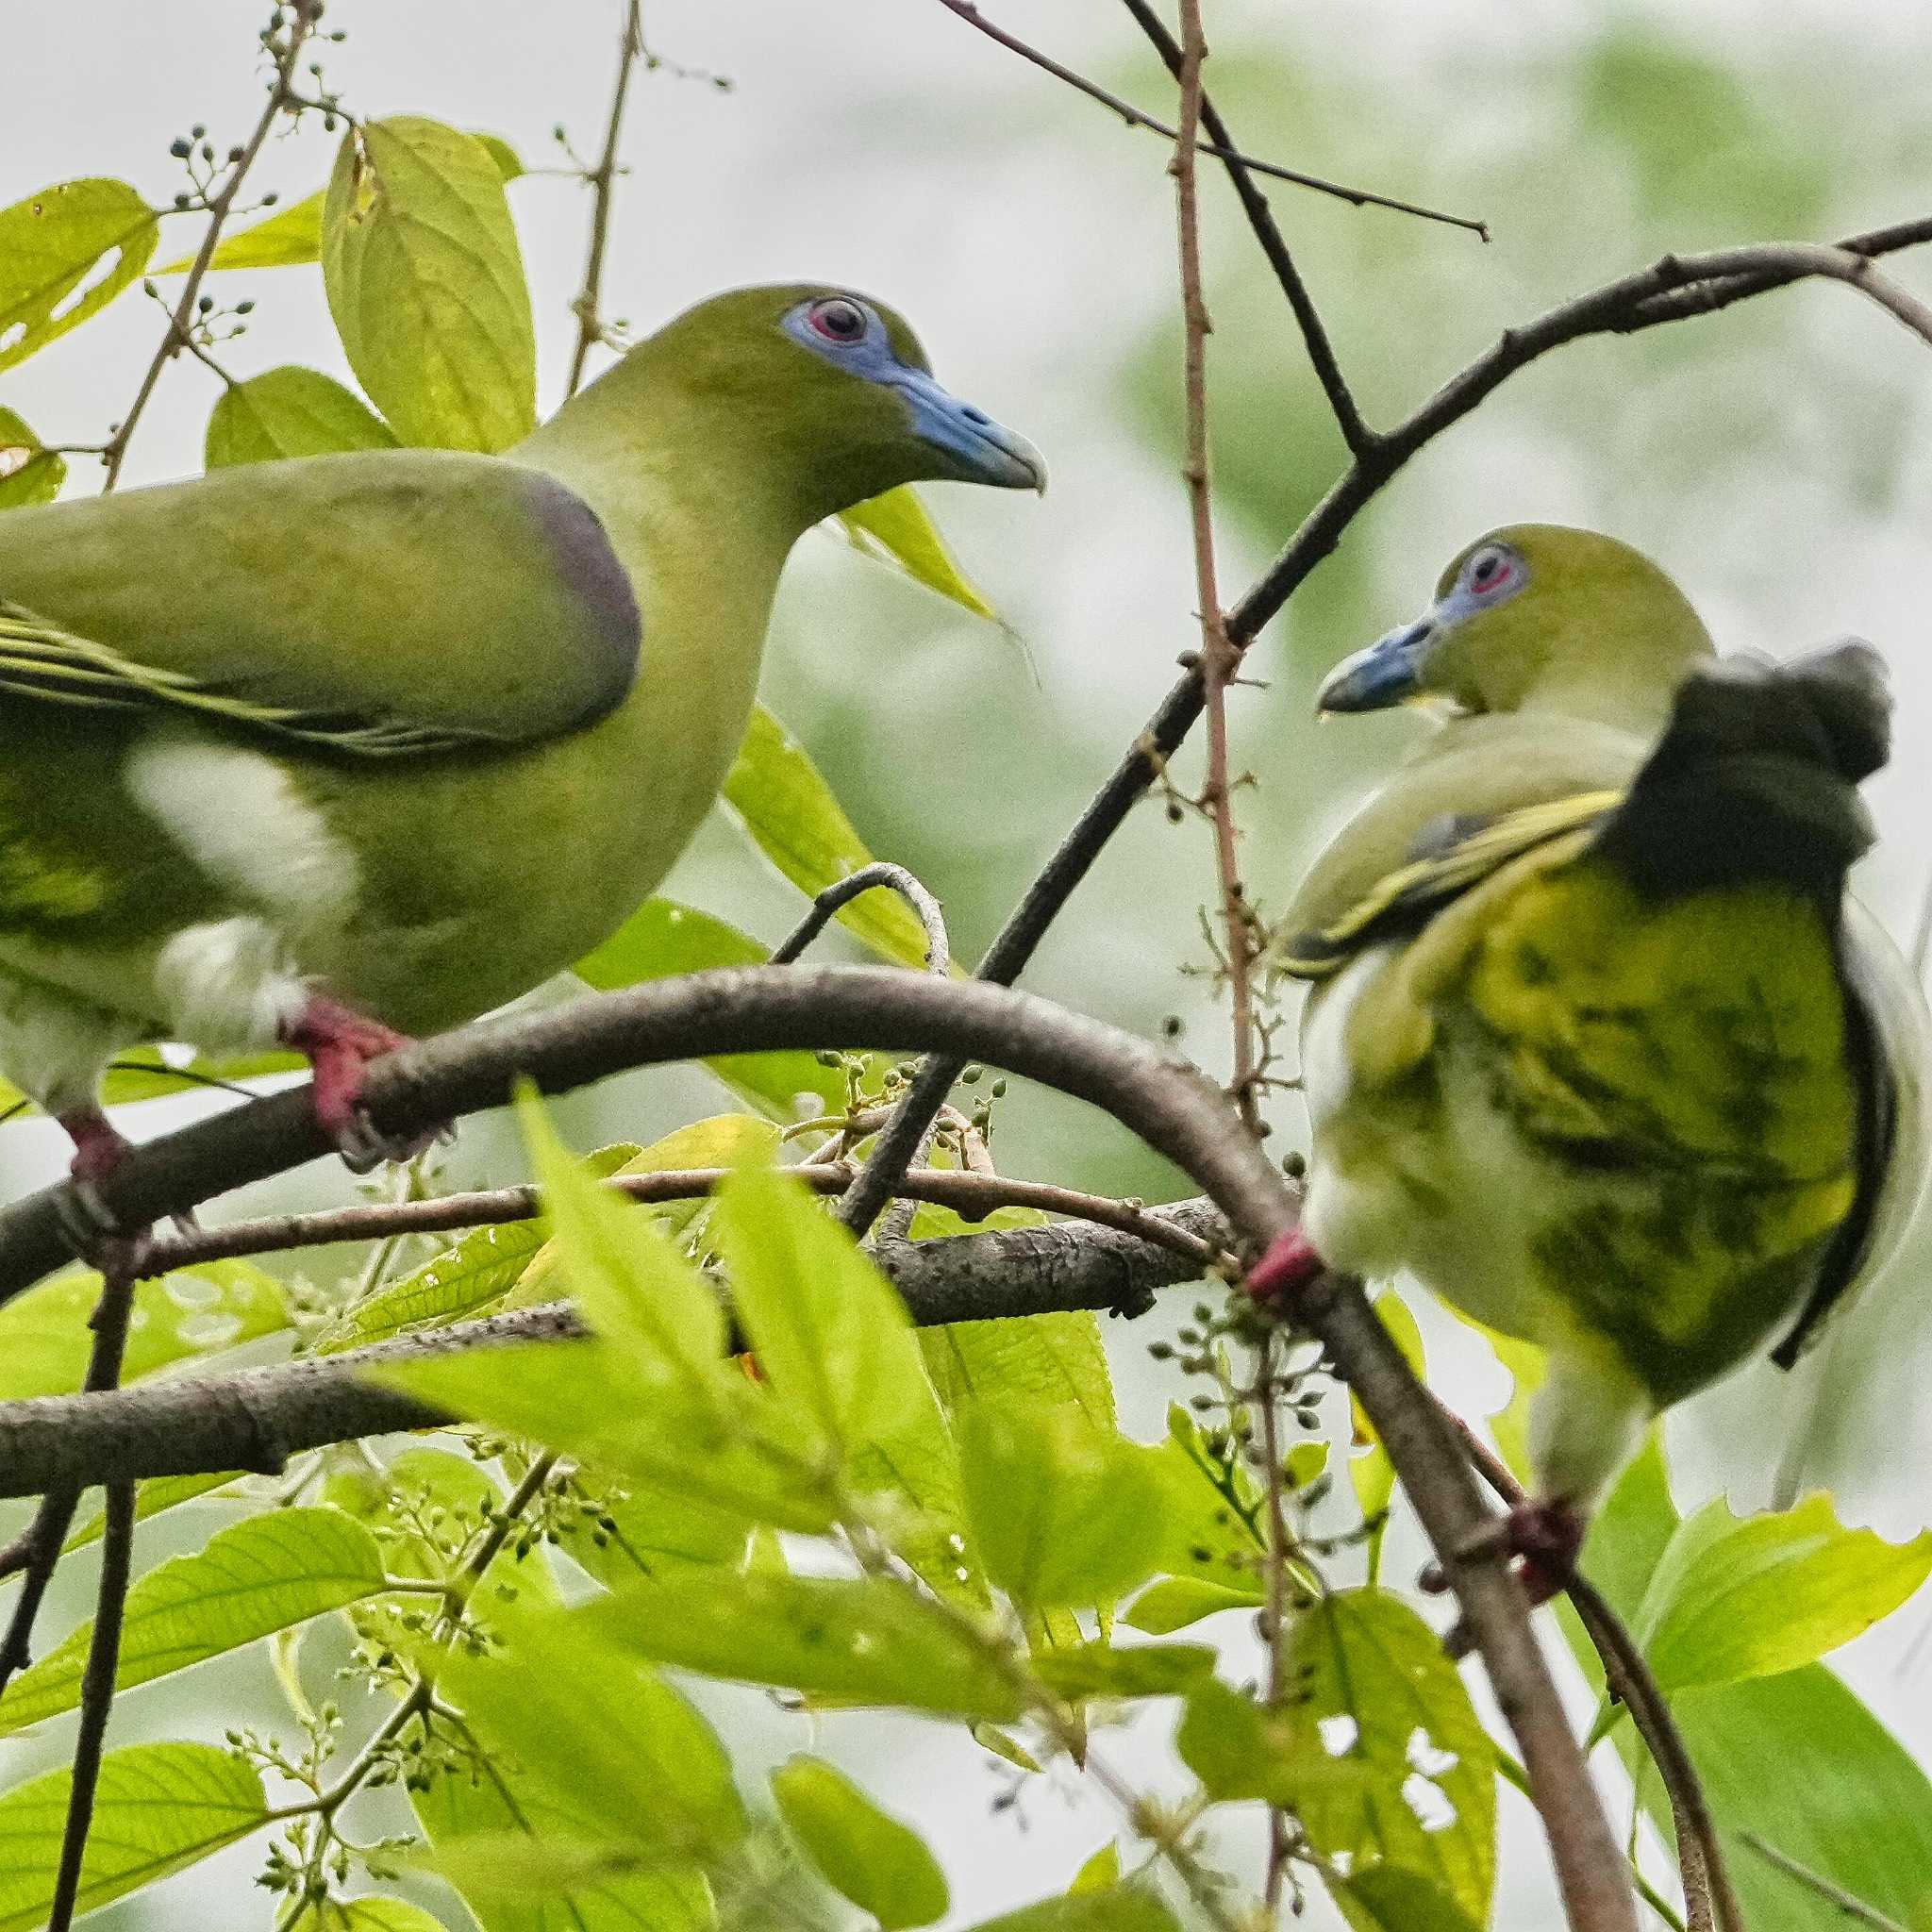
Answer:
xmin=0 ymin=1202 xmax=1238 ymax=1496
xmin=931 ymin=0 xmax=1487 ymax=239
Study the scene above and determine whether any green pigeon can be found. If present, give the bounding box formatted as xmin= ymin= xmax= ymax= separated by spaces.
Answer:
xmin=1247 ymin=525 xmax=1927 ymax=1596
xmin=0 ymin=285 xmax=1042 ymax=1227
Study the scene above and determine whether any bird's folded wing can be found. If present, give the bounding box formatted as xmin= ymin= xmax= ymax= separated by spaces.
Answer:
xmin=1277 ymin=789 xmax=1623 ymax=977
xmin=0 ymin=450 xmax=641 ymax=757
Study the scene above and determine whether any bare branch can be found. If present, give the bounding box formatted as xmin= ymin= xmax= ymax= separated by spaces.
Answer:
xmin=565 ymin=0 xmax=645 ymax=395
xmin=1118 ymin=0 xmax=1375 ymax=457
xmin=932 ymin=0 xmax=1487 ymax=239
xmin=1457 ymin=1424 xmax=1741 ymax=1932
xmin=770 ymin=862 xmax=951 ymax=973
xmin=134 ymin=1166 xmax=1224 ymax=1275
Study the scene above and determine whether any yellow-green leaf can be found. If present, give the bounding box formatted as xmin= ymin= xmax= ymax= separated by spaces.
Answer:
xmin=1635 ymin=1491 xmax=1932 ymax=1694
xmin=64 ymin=1471 xmax=246 ymax=1554
xmin=0 ymin=1507 xmax=386 ymax=1736
xmin=0 ymin=1742 xmax=269 ymax=1932
xmin=573 ymin=1572 xmax=1026 ymax=1721
xmin=323 ymin=116 xmax=535 ymax=450
xmin=575 ymin=896 xmax=844 ymax=1120
xmin=1351 ymin=1290 xmax=1425 ymax=1585
xmin=0 ymin=1258 xmax=290 ymax=1399
xmin=840 ymin=485 xmax=997 ymax=620
xmin=161 ymin=192 xmax=324 ymax=274
xmin=0 ymin=408 xmax=63 ymax=508
xmin=205 ymin=365 xmax=397 ymax=468
xmin=772 ymin=1756 xmax=949 ymax=1929
xmin=963 ymin=1890 xmax=1178 ymax=1932
xmin=0 ymin=178 xmax=158 ymax=374
xmin=723 ymin=706 xmax=944 ymax=972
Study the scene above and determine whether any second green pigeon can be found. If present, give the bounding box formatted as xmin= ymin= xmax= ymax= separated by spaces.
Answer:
xmin=0 ymin=284 xmax=1042 ymax=1224
xmin=1250 ymin=525 xmax=1928 ymax=1597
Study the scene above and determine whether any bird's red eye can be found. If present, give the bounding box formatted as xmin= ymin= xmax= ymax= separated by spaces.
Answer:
xmin=808 ymin=298 xmax=867 ymax=343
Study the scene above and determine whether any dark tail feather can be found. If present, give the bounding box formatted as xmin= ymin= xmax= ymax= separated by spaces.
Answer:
xmin=1591 ymin=640 xmax=1890 ymax=903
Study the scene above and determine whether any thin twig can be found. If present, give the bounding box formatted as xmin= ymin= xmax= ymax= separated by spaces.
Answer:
xmin=99 ymin=2 xmax=322 ymax=490
xmin=1254 ymin=1330 xmax=1297 ymax=1910
xmin=931 ymin=0 xmax=1487 ymax=239
xmin=1739 ymin=1833 xmax=1908 ymax=1931
xmin=1456 ymin=1425 xmax=1742 ymax=1932
xmin=1169 ymin=0 xmax=1263 ymax=1141
xmin=134 ymin=1164 xmax=1218 ymax=1275
xmin=771 ymin=861 xmax=951 ymax=974
xmin=565 ymin=0 xmax=645 ymax=396
xmin=1117 ymin=0 xmax=1374 ymax=455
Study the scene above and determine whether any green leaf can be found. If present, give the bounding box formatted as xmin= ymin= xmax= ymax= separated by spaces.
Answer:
xmin=575 ymin=897 xmax=843 ymax=1121
xmin=772 ymin=1755 xmax=949 ymax=1929
xmin=1569 ymin=1447 xmax=1932 ymax=1931
xmin=1143 ymin=1405 xmax=1273 ymax=1602
xmin=0 ymin=1257 xmax=290 ymax=1399
xmin=64 ymin=1470 xmax=246 ymax=1554
xmin=1069 ymin=1843 xmax=1120 ymax=1894
xmin=0 ymin=1506 xmax=386 ymax=1735
xmin=161 ymin=191 xmax=325 ymax=273
xmin=962 ymin=1890 xmax=1178 ymax=1932
xmin=961 ymin=1405 xmax=1167 ymax=1612
xmin=921 ymin=1310 xmax=1116 ymax=1436
xmin=1179 ymin=1591 xmax=1494 ymax=1925
xmin=1329 ymin=1869 xmax=1483 ymax=1932
xmin=205 ymin=365 xmax=398 ymax=468
xmin=0 ymin=1741 xmax=269 ymax=1931
xmin=323 ymin=116 xmax=536 ymax=450
xmin=412 ymin=1667 xmax=715 ymax=1932
xmin=1029 ymin=1641 xmax=1215 ymax=1703
xmin=723 ymin=706 xmax=941 ymax=972
xmin=514 ymin=1096 xmax=730 ymax=1368
xmin=713 ymin=1162 xmax=937 ymax=1457
xmin=321 ymin=1901 xmax=453 ymax=1932
xmin=438 ymin=1622 xmax=746 ymax=1861
xmin=1634 ymin=1491 xmax=1932 ymax=1693
xmin=0 ymin=408 xmax=63 ymax=508
xmin=374 ymin=1334 xmax=836 ymax=1535
xmin=1121 ymin=1576 xmax=1263 ymax=1635
xmin=0 ymin=178 xmax=158 ymax=374
xmin=839 ymin=486 xmax=997 ymax=620
xmin=575 ymin=1572 xmax=1025 ymax=1720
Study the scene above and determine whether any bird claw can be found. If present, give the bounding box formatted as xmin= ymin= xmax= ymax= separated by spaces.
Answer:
xmin=52 ymin=1110 xmax=154 ymax=1276
xmin=1243 ymin=1226 xmax=1325 ymax=1306
xmin=283 ymin=994 xmax=450 ymax=1175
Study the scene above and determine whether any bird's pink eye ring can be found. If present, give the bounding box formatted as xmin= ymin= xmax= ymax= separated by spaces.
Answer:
xmin=808 ymin=298 xmax=867 ymax=343
xmin=1469 ymin=549 xmax=1511 ymax=592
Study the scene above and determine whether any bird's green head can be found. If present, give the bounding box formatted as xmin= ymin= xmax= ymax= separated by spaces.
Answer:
xmin=1317 ymin=524 xmax=1716 ymax=725
xmin=636 ymin=284 xmax=1044 ymax=522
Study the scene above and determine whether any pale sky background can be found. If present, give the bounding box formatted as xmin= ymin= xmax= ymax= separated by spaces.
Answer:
xmin=5 ymin=2 xmax=1932 ymax=1927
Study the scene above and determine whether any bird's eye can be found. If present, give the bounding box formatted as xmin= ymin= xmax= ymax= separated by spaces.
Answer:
xmin=1467 ymin=547 xmax=1513 ymax=594
xmin=808 ymin=297 xmax=868 ymax=344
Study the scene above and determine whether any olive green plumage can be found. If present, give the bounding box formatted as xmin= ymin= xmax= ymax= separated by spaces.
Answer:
xmin=1288 ymin=525 xmax=1927 ymax=1519
xmin=0 ymin=284 xmax=1042 ymax=1134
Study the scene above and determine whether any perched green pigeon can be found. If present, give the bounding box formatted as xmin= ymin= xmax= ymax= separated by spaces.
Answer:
xmin=0 ymin=284 xmax=1042 ymax=1229
xmin=1247 ymin=525 xmax=1927 ymax=1597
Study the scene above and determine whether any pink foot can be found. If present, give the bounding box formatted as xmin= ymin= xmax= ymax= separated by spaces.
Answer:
xmin=54 ymin=1108 xmax=151 ymax=1274
xmin=1448 ymin=1498 xmax=1587 ymax=1608
xmin=283 ymin=995 xmax=441 ymax=1174
xmin=1244 ymin=1226 xmax=1325 ymax=1305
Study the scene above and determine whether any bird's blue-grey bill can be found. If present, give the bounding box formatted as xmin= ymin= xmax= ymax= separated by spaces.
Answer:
xmin=892 ymin=368 xmax=1047 ymax=493
xmin=1317 ymin=618 xmax=1432 ymax=713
